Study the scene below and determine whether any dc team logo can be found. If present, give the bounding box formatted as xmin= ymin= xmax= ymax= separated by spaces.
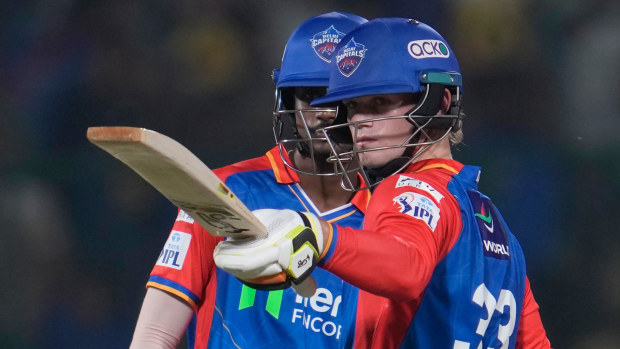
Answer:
xmin=467 ymin=191 xmax=510 ymax=260
xmin=336 ymin=38 xmax=366 ymax=77
xmin=407 ymin=39 xmax=450 ymax=59
xmin=310 ymin=25 xmax=346 ymax=62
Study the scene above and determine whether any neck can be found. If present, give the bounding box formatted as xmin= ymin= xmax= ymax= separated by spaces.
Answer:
xmin=297 ymin=173 xmax=355 ymax=212
xmin=414 ymin=136 xmax=453 ymax=162
xmin=291 ymin=150 xmax=356 ymax=212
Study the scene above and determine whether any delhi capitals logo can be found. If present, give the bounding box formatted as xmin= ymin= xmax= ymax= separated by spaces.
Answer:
xmin=310 ymin=25 xmax=346 ymax=62
xmin=336 ymin=38 xmax=367 ymax=77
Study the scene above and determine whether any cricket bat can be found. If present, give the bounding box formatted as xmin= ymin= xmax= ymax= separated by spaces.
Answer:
xmin=86 ymin=126 xmax=316 ymax=297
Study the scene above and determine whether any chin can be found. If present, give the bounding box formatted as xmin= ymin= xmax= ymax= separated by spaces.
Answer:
xmin=359 ymin=155 xmax=388 ymax=169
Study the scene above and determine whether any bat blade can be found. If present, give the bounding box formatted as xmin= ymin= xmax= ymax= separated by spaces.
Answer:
xmin=87 ymin=126 xmax=316 ymax=296
xmin=87 ymin=126 xmax=265 ymax=238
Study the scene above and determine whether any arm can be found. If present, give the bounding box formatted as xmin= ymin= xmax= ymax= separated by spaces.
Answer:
xmin=516 ymin=277 xmax=552 ymax=348
xmin=322 ymin=221 xmax=443 ymax=301
xmin=129 ymin=288 xmax=194 ymax=349
xmin=321 ymin=184 xmax=461 ymax=301
xmin=214 ymin=180 xmax=459 ymax=301
xmin=136 ymin=209 xmax=222 ymax=347
xmin=214 ymin=178 xmax=459 ymax=301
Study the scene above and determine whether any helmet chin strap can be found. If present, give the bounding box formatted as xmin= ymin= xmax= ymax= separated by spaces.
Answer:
xmin=364 ymin=156 xmax=411 ymax=188
xmin=363 ymin=142 xmax=426 ymax=189
xmin=296 ymin=134 xmax=311 ymax=157
xmin=407 ymin=83 xmax=445 ymax=118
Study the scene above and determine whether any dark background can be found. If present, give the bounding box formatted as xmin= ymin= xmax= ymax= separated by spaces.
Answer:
xmin=1 ymin=1 xmax=619 ymax=348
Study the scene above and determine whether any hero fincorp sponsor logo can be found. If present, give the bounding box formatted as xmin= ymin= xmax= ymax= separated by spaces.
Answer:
xmin=239 ymin=285 xmax=345 ymax=339
xmin=292 ymin=288 xmax=344 ymax=339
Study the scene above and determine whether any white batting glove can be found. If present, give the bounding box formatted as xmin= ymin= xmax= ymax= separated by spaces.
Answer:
xmin=214 ymin=209 xmax=325 ymax=290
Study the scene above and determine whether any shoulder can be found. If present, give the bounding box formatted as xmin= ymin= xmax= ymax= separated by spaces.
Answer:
xmin=369 ymin=170 xmax=461 ymax=232
xmin=213 ymin=154 xmax=273 ymax=182
xmin=377 ymin=172 xmax=452 ymax=205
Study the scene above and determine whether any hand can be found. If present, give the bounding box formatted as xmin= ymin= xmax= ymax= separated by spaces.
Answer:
xmin=214 ymin=209 xmax=327 ymax=291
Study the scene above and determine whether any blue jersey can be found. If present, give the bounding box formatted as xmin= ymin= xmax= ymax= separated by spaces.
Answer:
xmin=403 ymin=164 xmax=527 ymax=348
xmin=148 ymin=147 xmax=369 ymax=348
xmin=324 ymin=159 xmax=542 ymax=348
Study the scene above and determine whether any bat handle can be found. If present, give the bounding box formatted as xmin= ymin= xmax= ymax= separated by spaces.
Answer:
xmin=293 ymin=276 xmax=317 ymax=297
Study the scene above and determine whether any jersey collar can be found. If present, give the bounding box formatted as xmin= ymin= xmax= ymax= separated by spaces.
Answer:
xmin=265 ymin=146 xmax=301 ymax=184
xmin=350 ymin=175 xmax=371 ymax=213
xmin=266 ymin=146 xmax=370 ymax=213
xmin=406 ymin=158 xmax=464 ymax=175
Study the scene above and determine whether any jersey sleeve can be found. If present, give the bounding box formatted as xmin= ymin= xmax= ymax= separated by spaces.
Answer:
xmin=323 ymin=174 xmax=462 ymax=301
xmin=147 ymin=209 xmax=223 ymax=308
xmin=516 ymin=277 xmax=552 ymax=348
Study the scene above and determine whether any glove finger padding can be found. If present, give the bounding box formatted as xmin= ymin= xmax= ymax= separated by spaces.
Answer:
xmin=213 ymin=244 xmax=283 ymax=279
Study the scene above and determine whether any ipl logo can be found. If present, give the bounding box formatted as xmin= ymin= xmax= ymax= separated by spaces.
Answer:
xmin=310 ymin=25 xmax=346 ymax=62
xmin=393 ymin=192 xmax=440 ymax=231
xmin=336 ymin=38 xmax=367 ymax=77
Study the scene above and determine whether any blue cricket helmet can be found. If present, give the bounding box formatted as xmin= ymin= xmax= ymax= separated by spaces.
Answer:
xmin=273 ymin=12 xmax=368 ymax=88
xmin=271 ymin=12 xmax=368 ymax=177
xmin=312 ymin=18 xmax=462 ymax=105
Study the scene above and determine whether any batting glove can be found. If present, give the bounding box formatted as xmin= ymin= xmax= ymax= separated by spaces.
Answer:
xmin=214 ymin=209 xmax=326 ymax=291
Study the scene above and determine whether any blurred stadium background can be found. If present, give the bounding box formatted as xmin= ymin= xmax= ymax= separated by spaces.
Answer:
xmin=1 ymin=1 xmax=619 ymax=348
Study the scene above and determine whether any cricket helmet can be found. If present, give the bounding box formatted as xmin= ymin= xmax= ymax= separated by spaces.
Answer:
xmin=312 ymin=18 xmax=465 ymax=190
xmin=272 ymin=12 xmax=367 ymax=176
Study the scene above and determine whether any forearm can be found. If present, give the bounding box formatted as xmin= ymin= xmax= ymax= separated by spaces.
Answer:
xmin=130 ymin=287 xmax=194 ymax=349
xmin=516 ymin=278 xmax=552 ymax=348
xmin=322 ymin=224 xmax=438 ymax=301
